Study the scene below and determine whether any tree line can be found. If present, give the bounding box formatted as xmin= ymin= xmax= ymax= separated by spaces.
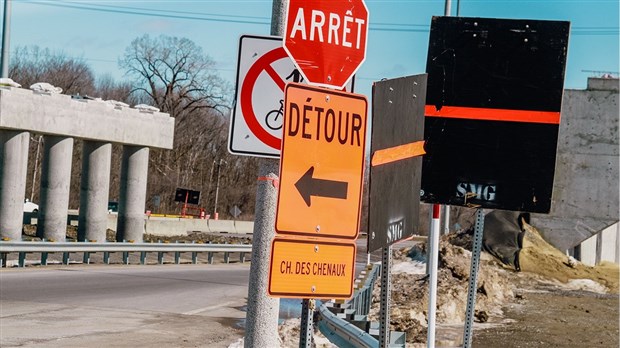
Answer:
xmin=10 ymin=35 xmax=259 ymax=220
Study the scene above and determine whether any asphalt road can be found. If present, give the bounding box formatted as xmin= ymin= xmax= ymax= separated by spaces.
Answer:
xmin=0 ymin=264 xmax=251 ymax=347
xmin=0 ymin=237 xmax=418 ymax=347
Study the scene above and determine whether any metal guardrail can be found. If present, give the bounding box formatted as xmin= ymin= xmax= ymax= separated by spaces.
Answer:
xmin=0 ymin=241 xmax=252 ymax=267
xmin=319 ymin=263 xmax=381 ymax=347
xmin=319 ymin=305 xmax=378 ymax=348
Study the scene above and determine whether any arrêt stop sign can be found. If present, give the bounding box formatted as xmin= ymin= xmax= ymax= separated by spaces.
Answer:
xmin=284 ymin=0 xmax=369 ymax=90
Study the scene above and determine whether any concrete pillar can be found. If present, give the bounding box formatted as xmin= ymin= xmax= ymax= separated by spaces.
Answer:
xmin=0 ymin=130 xmax=29 ymax=240
xmin=116 ymin=145 xmax=149 ymax=242
xmin=77 ymin=141 xmax=111 ymax=242
xmin=36 ymin=136 xmax=74 ymax=241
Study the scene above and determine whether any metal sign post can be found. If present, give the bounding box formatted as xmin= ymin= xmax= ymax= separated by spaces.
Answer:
xmin=379 ymin=245 xmax=392 ymax=348
xmin=427 ymin=204 xmax=441 ymax=348
xmin=462 ymin=208 xmax=485 ymax=347
xmin=299 ymin=299 xmax=314 ymax=347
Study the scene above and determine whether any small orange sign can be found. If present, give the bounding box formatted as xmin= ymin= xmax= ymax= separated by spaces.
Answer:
xmin=276 ymin=83 xmax=368 ymax=239
xmin=268 ymin=237 xmax=356 ymax=299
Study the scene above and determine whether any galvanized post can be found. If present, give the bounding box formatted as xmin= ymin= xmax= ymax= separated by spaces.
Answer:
xmin=379 ymin=245 xmax=392 ymax=347
xmin=140 ymin=251 xmax=147 ymax=265
xmin=83 ymin=252 xmax=90 ymax=264
xmin=1 ymin=0 xmax=12 ymax=78
xmin=299 ymin=299 xmax=314 ymax=347
xmin=103 ymin=251 xmax=110 ymax=264
xmin=207 ymin=252 xmax=214 ymax=264
xmin=63 ymin=252 xmax=70 ymax=265
xmin=158 ymin=251 xmax=164 ymax=264
xmin=224 ymin=252 xmax=230 ymax=264
xmin=18 ymin=252 xmax=25 ymax=267
xmin=192 ymin=252 xmax=198 ymax=264
xmin=463 ymin=208 xmax=485 ymax=347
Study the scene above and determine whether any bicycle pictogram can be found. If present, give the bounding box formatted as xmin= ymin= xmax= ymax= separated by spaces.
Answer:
xmin=265 ymin=99 xmax=284 ymax=130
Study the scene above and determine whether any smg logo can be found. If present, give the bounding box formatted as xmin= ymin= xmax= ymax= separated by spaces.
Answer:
xmin=456 ymin=182 xmax=497 ymax=201
xmin=386 ymin=218 xmax=404 ymax=244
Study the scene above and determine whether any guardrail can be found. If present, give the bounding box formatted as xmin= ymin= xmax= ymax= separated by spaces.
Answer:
xmin=0 ymin=241 xmax=252 ymax=267
xmin=319 ymin=263 xmax=382 ymax=347
xmin=319 ymin=263 xmax=406 ymax=347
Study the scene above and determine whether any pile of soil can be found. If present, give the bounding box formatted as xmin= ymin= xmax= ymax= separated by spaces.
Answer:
xmin=370 ymin=223 xmax=619 ymax=346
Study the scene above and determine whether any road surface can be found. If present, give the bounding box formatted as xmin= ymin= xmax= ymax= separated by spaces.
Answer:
xmin=0 ymin=264 xmax=250 ymax=347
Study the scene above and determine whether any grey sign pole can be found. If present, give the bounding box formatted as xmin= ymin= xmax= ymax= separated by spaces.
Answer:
xmin=379 ymin=245 xmax=392 ymax=347
xmin=299 ymin=299 xmax=314 ymax=347
xmin=1 ymin=0 xmax=12 ymax=78
xmin=462 ymin=208 xmax=485 ymax=347
xmin=243 ymin=1 xmax=287 ymax=347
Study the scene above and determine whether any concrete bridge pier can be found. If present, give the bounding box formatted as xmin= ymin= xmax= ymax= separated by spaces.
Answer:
xmin=36 ymin=136 xmax=74 ymax=241
xmin=0 ymin=130 xmax=29 ymax=240
xmin=116 ymin=145 xmax=149 ymax=242
xmin=77 ymin=141 xmax=111 ymax=242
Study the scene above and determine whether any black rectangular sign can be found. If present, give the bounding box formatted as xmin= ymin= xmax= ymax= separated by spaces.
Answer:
xmin=174 ymin=188 xmax=200 ymax=205
xmin=368 ymin=74 xmax=427 ymax=252
xmin=421 ymin=16 xmax=570 ymax=213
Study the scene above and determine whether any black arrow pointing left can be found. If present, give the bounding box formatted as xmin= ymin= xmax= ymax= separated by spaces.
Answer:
xmin=295 ymin=166 xmax=348 ymax=207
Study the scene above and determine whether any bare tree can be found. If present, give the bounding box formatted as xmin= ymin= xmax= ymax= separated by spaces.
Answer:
xmin=94 ymin=74 xmax=134 ymax=101
xmin=119 ymin=34 xmax=258 ymax=217
xmin=119 ymin=34 xmax=232 ymax=118
xmin=10 ymin=45 xmax=95 ymax=96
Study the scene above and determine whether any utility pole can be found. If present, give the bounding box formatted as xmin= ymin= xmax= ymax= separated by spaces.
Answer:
xmin=243 ymin=1 xmax=286 ymax=347
xmin=1 ymin=0 xmax=12 ymax=78
xmin=30 ymin=135 xmax=42 ymax=202
xmin=213 ymin=159 xmax=225 ymax=219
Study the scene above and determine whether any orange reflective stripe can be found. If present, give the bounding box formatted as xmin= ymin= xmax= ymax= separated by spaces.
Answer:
xmin=425 ymin=105 xmax=561 ymax=124
xmin=371 ymin=140 xmax=426 ymax=167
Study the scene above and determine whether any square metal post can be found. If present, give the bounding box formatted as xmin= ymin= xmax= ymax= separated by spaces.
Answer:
xmin=379 ymin=245 xmax=392 ymax=347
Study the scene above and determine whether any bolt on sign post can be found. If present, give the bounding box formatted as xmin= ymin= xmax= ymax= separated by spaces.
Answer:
xmin=421 ymin=16 xmax=570 ymax=213
xmin=268 ymin=83 xmax=368 ymax=299
xmin=283 ymin=0 xmax=369 ymax=89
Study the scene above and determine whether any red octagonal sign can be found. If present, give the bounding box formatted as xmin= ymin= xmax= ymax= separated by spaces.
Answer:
xmin=284 ymin=0 xmax=369 ymax=90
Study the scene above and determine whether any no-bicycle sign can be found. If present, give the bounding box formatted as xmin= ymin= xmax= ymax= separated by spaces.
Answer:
xmin=228 ymin=35 xmax=355 ymax=158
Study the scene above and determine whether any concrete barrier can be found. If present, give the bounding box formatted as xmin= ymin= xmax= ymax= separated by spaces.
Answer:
xmin=235 ymin=221 xmax=255 ymax=234
xmin=30 ymin=214 xmax=248 ymax=238
xmin=578 ymin=223 xmax=619 ymax=266
xmin=208 ymin=219 xmax=236 ymax=233
xmin=144 ymin=219 xmax=211 ymax=236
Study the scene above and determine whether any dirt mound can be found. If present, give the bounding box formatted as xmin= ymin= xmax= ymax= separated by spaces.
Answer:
xmin=370 ymin=241 xmax=516 ymax=344
xmin=519 ymin=223 xmax=619 ymax=293
xmin=373 ymin=222 xmax=618 ymax=345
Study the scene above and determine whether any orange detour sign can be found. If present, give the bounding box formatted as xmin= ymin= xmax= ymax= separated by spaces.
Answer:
xmin=268 ymin=237 xmax=356 ymax=299
xmin=276 ymin=83 xmax=368 ymax=239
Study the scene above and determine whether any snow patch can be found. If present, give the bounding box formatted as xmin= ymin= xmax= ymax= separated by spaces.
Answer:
xmin=392 ymin=260 xmax=426 ymax=275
